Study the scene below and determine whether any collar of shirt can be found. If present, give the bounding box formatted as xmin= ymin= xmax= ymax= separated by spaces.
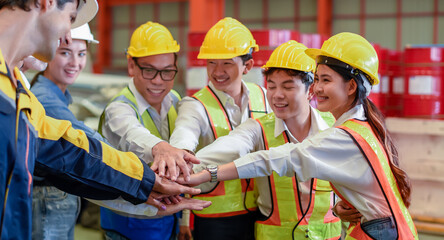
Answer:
xmin=128 ymin=78 xmax=173 ymax=118
xmin=309 ymin=106 xmax=331 ymax=132
xmin=36 ymin=74 xmax=72 ymax=106
xmin=208 ymin=80 xmax=250 ymax=111
xmin=19 ymin=71 xmax=30 ymax=89
xmin=274 ymin=106 xmax=330 ymax=141
xmin=333 ymin=104 xmax=366 ymax=127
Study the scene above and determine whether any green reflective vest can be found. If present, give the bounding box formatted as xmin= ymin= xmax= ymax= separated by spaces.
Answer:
xmin=192 ymin=82 xmax=268 ymax=217
xmin=254 ymin=112 xmax=341 ymax=240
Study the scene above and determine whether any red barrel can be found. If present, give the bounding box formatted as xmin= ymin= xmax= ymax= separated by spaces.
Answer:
xmin=186 ymin=32 xmax=208 ymax=96
xmin=385 ymin=50 xmax=405 ymax=117
xmin=403 ymin=46 xmax=444 ymax=119
xmin=368 ymin=43 xmax=383 ymax=110
xmin=249 ymin=30 xmax=300 ymax=87
xmin=300 ymin=33 xmax=328 ymax=49
xmin=377 ymin=48 xmax=390 ymax=116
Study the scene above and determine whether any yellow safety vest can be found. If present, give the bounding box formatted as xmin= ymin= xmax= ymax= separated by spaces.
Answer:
xmin=255 ymin=112 xmax=341 ymax=240
xmin=336 ymin=119 xmax=418 ymax=240
xmin=98 ymin=86 xmax=180 ymax=138
xmin=98 ymin=86 xmax=181 ymax=233
xmin=192 ymin=82 xmax=268 ymax=217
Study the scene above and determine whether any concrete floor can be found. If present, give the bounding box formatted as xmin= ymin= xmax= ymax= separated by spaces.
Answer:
xmin=421 ymin=234 xmax=444 ymax=240
xmin=74 ymin=225 xmax=443 ymax=240
xmin=74 ymin=225 xmax=103 ymax=240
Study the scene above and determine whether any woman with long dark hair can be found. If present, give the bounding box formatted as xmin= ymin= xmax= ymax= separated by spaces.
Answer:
xmin=184 ymin=32 xmax=418 ymax=240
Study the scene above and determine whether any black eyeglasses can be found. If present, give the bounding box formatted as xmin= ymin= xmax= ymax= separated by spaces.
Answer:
xmin=133 ymin=58 xmax=178 ymax=81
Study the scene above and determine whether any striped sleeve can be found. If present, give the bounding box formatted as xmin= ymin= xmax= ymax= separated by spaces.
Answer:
xmin=33 ymin=111 xmax=155 ymax=204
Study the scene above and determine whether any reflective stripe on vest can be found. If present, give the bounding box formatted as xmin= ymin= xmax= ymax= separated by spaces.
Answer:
xmin=98 ymin=86 xmax=180 ymax=227
xmin=255 ymin=113 xmax=341 ymax=240
xmin=336 ymin=119 xmax=418 ymax=240
xmin=191 ymin=82 xmax=268 ymax=217
xmin=98 ymin=86 xmax=180 ymax=138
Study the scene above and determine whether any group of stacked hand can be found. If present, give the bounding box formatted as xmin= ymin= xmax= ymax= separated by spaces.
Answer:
xmin=146 ymin=142 xmax=210 ymax=215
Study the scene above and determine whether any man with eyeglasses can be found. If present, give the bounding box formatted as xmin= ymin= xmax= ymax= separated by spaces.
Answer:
xmin=98 ymin=21 xmax=197 ymax=240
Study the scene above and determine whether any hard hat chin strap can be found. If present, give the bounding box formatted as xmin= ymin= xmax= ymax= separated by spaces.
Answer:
xmin=306 ymin=72 xmax=314 ymax=83
xmin=316 ymin=55 xmax=372 ymax=97
xmin=359 ymin=73 xmax=372 ymax=97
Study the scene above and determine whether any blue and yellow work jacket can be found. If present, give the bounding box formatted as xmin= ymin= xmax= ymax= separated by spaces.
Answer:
xmin=0 ymin=50 xmax=155 ymax=239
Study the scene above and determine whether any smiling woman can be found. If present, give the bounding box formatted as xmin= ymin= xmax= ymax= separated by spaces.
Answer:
xmin=44 ymin=39 xmax=87 ymax=91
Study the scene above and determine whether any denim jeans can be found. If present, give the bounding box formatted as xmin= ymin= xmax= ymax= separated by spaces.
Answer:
xmin=101 ymin=207 xmax=177 ymax=240
xmin=361 ymin=217 xmax=398 ymax=240
xmin=32 ymin=186 xmax=81 ymax=240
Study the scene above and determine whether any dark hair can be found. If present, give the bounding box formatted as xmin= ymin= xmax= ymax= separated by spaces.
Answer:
xmin=324 ymin=62 xmax=412 ymax=208
xmin=239 ymin=48 xmax=253 ymax=65
xmin=173 ymin=53 xmax=178 ymax=68
xmin=0 ymin=0 xmax=75 ymax=11
xmin=263 ymin=67 xmax=313 ymax=91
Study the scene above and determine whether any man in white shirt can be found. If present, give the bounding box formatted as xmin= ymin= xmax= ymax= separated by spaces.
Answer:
xmin=157 ymin=17 xmax=270 ymax=240
xmin=99 ymin=21 xmax=201 ymax=240
xmin=189 ymin=40 xmax=343 ymax=239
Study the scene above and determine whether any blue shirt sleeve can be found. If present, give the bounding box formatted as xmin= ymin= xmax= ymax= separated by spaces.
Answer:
xmin=31 ymin=75 xmax=108 ymax=143
xmin=45 ymin=102 xmax=106 ymax=142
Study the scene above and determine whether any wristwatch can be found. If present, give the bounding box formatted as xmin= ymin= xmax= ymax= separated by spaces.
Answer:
xmin=206 ymin=164 xmax=218 ymax=183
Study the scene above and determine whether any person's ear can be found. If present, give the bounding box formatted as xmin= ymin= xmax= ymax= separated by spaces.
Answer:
xmin=127 ymin=57 xmax=135 ymax=77
xmin=347 ymin=79 xmax=358 ymax=96
xmin=307 ymin=84 xmax=314 ymax=100
xmin=242 ymin=59 xmax=254 ymax=75
xmin=39 ymin=0 xmax=56 ymax=12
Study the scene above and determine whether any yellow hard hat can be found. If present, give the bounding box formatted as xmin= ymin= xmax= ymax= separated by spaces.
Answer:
xmin=305 ymin=32 xmax=379 ymax=85
xmin=127 ymin=21 xmax=180 ymax=58
xmin=198 ymin=17 xmax=259 ymax=59
xmin=262 ymin=40 xmax=315 ymax=72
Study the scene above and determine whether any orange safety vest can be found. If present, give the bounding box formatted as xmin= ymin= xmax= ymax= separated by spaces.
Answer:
xmin=255 ymin=113 xmax=341 ymax=239
xmin=336 ymin=119 xmax=418 ymax=240
xmin=192 ymin=82 xmax=268 ymax=217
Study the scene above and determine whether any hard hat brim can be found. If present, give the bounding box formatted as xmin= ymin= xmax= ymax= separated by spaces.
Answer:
xmin=75 ymin=37 xmax=99 ymax=44
xmin=197 ymin=53 xmax=244 ymax=60
xmin=305 ymin=48 xmax=380 ymax=85
xmin=128 ymin=47 xmax=180 ymax=58
xmin=305 ymin=48 xmax=329 ymax=61
xmin=71 ymin=24 xmax=99 ymax=44
xmin=72 ymin=0 xmax=98 ymax=29
xmin=197 ymin=46 xmax=258 ymax=60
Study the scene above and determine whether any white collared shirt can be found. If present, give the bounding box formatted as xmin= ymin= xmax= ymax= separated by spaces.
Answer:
xmin=235 ymin=104 xmax=392 ymax=222
xmin=100 ymin=79 xmax=175 ymax=164
xmin=169 ymin=81 xmax=271 ymax=152
xmin=195 ymin=106 xmax=330 ymax=217
xmin=173 ymin=80 xmax=270 ymax=226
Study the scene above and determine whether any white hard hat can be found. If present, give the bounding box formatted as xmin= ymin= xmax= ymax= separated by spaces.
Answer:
xmin=72 ymin=0 xmax=99 ymax=29
xmin=71 ymin=24 xmax=99 ymax=44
